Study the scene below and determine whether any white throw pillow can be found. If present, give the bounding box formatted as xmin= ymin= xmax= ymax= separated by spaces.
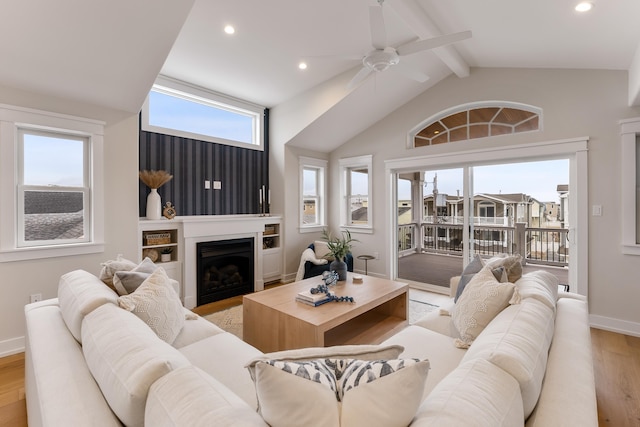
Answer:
xmin=452 ymin=265 xmax=518 ymax=348
xmin=252 ymin=358 xmax=429 ymax=427
xmin=118 ymin=267 xmax=185 ymax=344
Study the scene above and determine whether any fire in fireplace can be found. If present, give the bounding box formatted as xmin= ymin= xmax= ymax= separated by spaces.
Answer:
xmin=196 ymin=238 xmax=254 ymax=306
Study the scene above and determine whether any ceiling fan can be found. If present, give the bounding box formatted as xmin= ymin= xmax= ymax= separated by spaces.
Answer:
xmin=347 ymin=0 xmax=472 ymax=89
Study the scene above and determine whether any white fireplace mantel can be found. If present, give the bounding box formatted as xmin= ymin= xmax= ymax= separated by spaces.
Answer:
xmin=139 ymin=214 xmax=282 ymax=309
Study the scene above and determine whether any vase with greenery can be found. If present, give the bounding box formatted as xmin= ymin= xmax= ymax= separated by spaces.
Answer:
xmin=322 ymin=229 xmax=357 ymax=281
xmin=139 ymin=170 xmax=173 ymax=220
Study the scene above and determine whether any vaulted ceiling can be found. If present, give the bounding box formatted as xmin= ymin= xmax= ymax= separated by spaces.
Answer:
xmin=2 ymin=0 xmax=640 ymax=153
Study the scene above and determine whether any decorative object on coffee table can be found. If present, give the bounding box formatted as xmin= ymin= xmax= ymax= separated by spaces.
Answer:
xmin=321 ymin=229 xmax=358 ymax=282
xmin=139 ymin=169 xmax=173 ymax=220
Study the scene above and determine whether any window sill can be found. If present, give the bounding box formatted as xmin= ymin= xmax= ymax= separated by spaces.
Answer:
xmin=0 ymin=242 xmax=104 ymax=262
xmin=622 ymin=244 xmax=640 ymax=256
xmin=341 ymin=225 xmax=374 ymax=235
xmin=299 ymin=225 xmax=326 ymax=234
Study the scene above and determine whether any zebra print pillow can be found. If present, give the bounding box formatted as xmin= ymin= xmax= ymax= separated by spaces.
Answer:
xmin=253 ymin=358 xmax=430 ymax=427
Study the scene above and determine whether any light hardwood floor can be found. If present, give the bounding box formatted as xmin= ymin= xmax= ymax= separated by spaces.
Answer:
xmin=3 ymin=307 xmax=639 ymax=426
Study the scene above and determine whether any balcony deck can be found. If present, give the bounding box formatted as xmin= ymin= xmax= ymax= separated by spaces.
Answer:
xmin=397 ymin=252 xmax=569 ymax=290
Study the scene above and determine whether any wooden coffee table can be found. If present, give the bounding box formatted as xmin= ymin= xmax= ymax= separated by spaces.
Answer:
xmin=243 ymin=273 xmax=408 ymax=352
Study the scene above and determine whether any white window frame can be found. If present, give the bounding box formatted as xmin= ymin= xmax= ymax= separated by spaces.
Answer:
xmin=299 ymin=157 xmax=327 ymax=233
xmin=141 ymin=75 xmax=265 ymax=151
xmin=0 ymin=104 xmax=104 ymax=262
xmin=339 ymin=155 xmax=373 ymax=233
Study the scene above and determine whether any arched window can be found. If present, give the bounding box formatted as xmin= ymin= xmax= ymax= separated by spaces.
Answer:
xmin=410 ymin=102 xmax=541 ymax=148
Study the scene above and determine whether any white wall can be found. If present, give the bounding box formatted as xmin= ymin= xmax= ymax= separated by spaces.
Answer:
xmin=284 ymin=67 xmax=640 ymax=335
xmin=0 ymin=86 xmax=139 ymax=356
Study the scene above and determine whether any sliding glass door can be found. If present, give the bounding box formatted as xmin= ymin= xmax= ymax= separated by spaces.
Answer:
xmin=394 ymin=155 xmax=574 ymax=294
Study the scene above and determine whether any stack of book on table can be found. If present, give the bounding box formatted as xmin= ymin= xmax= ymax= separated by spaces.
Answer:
xmin=296 ymin=290 xmax=332 ymax=307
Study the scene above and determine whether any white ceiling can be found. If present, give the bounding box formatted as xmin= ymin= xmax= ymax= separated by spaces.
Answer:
xmin=2 ymin=0 xmax=640 ymax=152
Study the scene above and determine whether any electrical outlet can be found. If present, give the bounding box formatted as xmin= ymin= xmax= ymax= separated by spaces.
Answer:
xmin=30 ymin=293 xmax=42 ymax=303
xmin=374 ymin=252 xmax=379 ymax=260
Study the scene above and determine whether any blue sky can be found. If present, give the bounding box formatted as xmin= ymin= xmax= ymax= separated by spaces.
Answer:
xmin=23 ymin=134 xmax=84 ymax=186
xmin=398 ymin=159 xmax=569 ymax=203
xmin=149 ymin=91 xmax=253 ymax=143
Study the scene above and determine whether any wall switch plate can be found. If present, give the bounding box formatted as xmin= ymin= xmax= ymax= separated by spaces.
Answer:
xmin=592 ymin=205 xmax=602 ymax=216
xmin=374 ymin=252 xmax=379 ymax=259
xmin=204 ymin=180 xmax=211 ymax=189
xmin=213 ymin=181 xmax=222 ymax=190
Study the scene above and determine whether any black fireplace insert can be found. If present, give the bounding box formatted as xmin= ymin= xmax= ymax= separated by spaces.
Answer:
xmin=197 ymin=238 xmax=254 ymax=306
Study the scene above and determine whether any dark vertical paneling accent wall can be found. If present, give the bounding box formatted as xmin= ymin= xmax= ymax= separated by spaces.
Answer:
xmin=139 ymin=109 xmax=269 ymax=217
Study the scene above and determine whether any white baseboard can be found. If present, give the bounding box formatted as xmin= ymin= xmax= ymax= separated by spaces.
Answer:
xmin=0 ymin=336 xmax=25 ymax=358
xmin=590 ymin=314 xmax=640 ymax=338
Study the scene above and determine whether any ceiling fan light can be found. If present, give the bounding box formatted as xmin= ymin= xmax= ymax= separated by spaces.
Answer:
xmin=363 ymin=48 xmax=399 ymax=72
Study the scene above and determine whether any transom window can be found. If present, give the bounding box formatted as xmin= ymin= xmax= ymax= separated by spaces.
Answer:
xmin=410 ymin=102 xmax=541 ymax=148
xmin=142 ymin=76 xmax=264 ymax=150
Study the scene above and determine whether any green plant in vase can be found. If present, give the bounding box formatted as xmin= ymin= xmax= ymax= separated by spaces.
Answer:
xmin=321 ymin=229 xmax=357 ymax=281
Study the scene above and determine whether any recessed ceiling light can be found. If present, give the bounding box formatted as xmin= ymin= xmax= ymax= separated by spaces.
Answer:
xmin=298 ymin=62 xmax=308 ymax=70
xmin=575 ymin=2 xmax=593 ymax=12
xmin=224 ymin=25 xmax=235 ymax=35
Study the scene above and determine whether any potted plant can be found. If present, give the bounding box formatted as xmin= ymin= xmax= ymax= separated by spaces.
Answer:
xmin=160 ymin=247 xmax=173 ymax=262
xmin=321 ymin=229 xmax=357 ymax=281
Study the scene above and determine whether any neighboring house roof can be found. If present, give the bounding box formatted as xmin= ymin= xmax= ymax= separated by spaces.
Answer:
xmin=351 ymin=207 xmax=369 ymax=222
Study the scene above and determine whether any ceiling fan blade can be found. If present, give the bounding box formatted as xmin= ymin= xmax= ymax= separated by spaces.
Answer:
xmin=347 ymin=66 xmax=374 ymax=90
xmin=393 ymin=61 xmax=429 ymax=83
xmin=369 ymin=5 xmax=387 ymax=49
xmin=396 ymin=30 xmax=472 ymax=57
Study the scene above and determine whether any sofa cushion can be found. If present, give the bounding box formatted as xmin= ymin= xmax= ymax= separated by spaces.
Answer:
xmin=452 ymin=265 xmax=518 ymax=348
xmin=525 ymin=297 xmax=597 ymax=427
xmin=24 ymin=304 xmax=123 ymax=427
xmin=118 ymin=267 xmax=186 ymax=344
xmin=58 ymin=269 xmax=119 ymax=343
xmin=251 ymin=358 xmax=429 ymax=427
xmin=171 ymin=310 xmax=225 ymax=349
xmin=462 ymin=298 xmax=555 ymax=419
xmin=516 ymin=270 xmax=559 ymax=310
xmin=112 ymin=257 xmax=157 ymax=295
xmin=410 ymin=358 xmax=524 ymax=427
xmin=182 ymin=332 xmax=265 ymax=408
xmin=381 ymin=325 xmax=466 ymax=399
xmin=82 ymin=303 xmax=190 ymax=427
xmin=145 ymin=366 xmax=268 ymax=427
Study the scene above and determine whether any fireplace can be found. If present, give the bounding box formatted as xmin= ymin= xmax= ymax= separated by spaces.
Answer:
xmin=196 ymin=238 xmax=254 ymax=306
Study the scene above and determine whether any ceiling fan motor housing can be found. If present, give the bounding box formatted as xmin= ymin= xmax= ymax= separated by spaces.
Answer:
xmin=363 ymin=47 xmax=399 ymax=72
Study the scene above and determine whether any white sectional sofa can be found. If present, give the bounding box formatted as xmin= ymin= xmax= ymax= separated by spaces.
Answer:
xmin=24 ymin=265 xmax=597 ymax=426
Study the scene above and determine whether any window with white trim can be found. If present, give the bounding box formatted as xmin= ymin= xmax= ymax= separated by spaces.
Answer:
xmin=299 ymin=157 xmax=327 ymax=231
xmin=340 ymin=155 xmax=373 ymax=231
xmin=18 ymin=129 xmax=89 ymax=246
xmin=0 ymin=104 xmax=104 ymax=262
xmin=142 ymin=76 xmax=264 ymax=150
